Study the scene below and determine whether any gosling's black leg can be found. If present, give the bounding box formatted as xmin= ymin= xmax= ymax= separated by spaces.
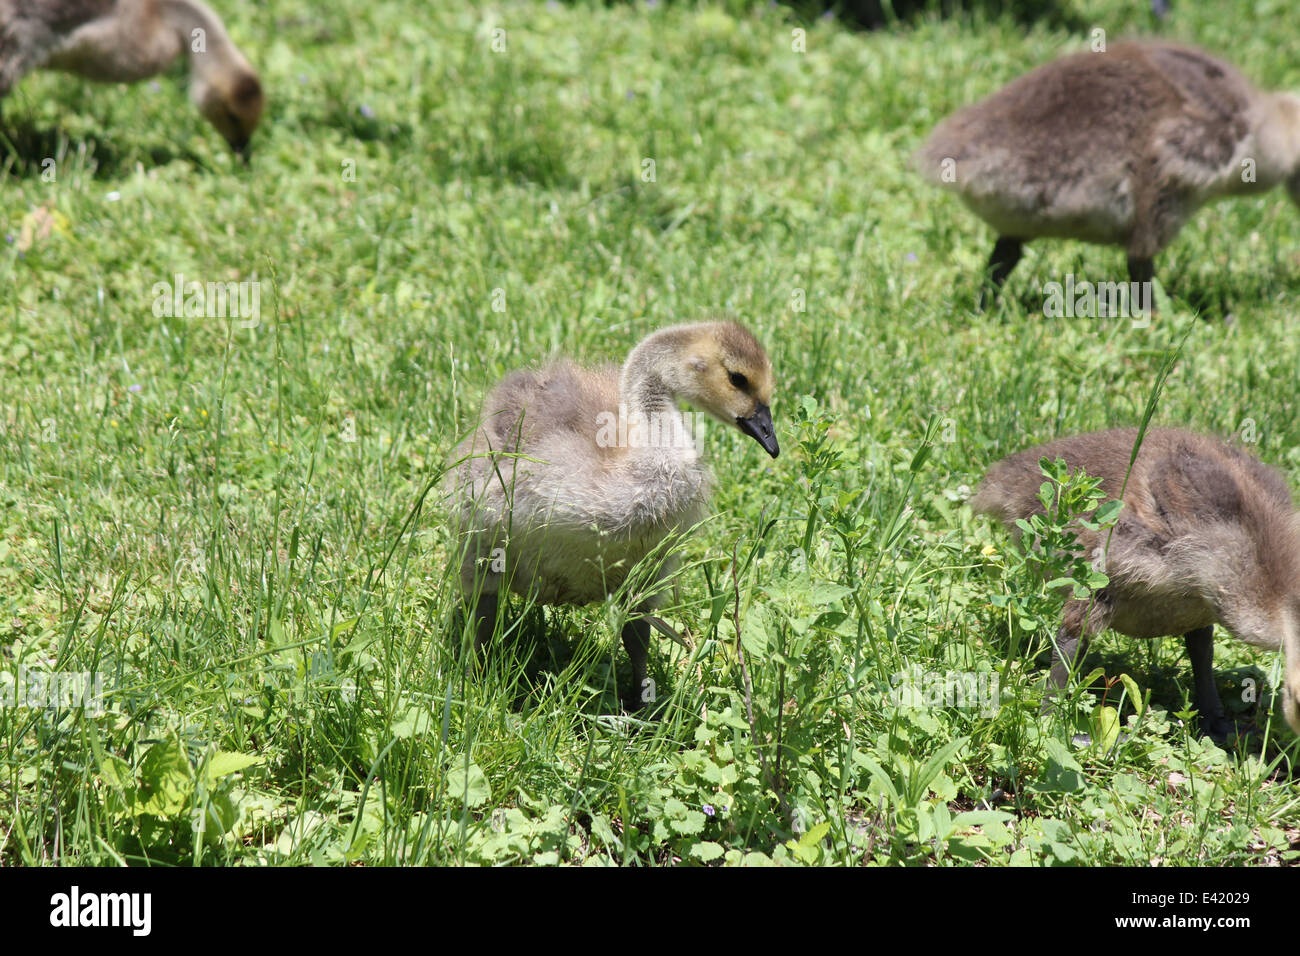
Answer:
xmin=1126 ymin=255 xmax=1157 ymax=318
xmin=1184 ymin=626 xmax=1232 ymax=742
xmin=1125 ymin=256 xmax=1154 ymax=285
xmin=978 ymin=236 xmax=1024 ymax=311
xmin=472 ymin=591 xmax=500 ymax=655
xmin=620 ymin=615 xmax=653 ymax=712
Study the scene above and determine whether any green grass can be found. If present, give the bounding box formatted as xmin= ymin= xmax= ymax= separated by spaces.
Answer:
xmin=2 ymin=0 xmax=1300 ymax=865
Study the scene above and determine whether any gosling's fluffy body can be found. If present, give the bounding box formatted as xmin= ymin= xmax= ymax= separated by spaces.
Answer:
xmin=916 ymin=41 xmax=1300 ymax=301
xmin=1 ymin=0 xmax=264 ymax=153
xmin=456 ymin=356 xmax=712 ymax=607
xmin=973 ymin=427 xmax=1300 ymax=736
xmin=452 ymin=321 xmax=778 ymax=704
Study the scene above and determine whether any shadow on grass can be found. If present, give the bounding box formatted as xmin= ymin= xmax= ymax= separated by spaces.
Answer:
xmin=459 ymin=601 xmax=673 ymax=718
xmin=576 ymin=0 xmax=1096 ymax=31
xmin=0 ymin=116 xmax=212 ymax=180
xmin=1031 ymin=640 xmax=1281 ymax=752
xmin=1172 ymin=265 xmax=1300 ymax=322
xmin=785 ymin=0 xmax=1091 ymax=30
xmin=977 ymin=264 xmax=1300 ymax=323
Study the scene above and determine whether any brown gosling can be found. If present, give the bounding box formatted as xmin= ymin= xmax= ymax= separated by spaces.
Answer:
xmin=973 ymin=427 xmax=1300 ymax=740
xmin=451 ymin=321 xmax=779 ymax=709
xmin=1 ymin=0 xmax=264 ymax=156
xmin=915 ymin=41 xmax=1300 ymax=309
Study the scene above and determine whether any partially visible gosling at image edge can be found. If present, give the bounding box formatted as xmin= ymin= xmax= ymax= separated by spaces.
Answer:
xmin=915 ymin=40 xmax=1300 ymax=309
xmin=451 ymin=321 xmax=779 ymax=710
xmin=973 ymin=427 xmax=1300 ymax=741
xmin=0 ymin=0 xmax=264 ymax=156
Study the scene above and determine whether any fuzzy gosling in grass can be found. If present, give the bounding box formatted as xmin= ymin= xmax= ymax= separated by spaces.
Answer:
xmin=915 ymin=41 xmax=1300 ymax=308
xmin=0 ymin=0 xmax=264 ymax=155
xmin=974 ymin=428 xmax=1300 ymax=741
xmin=451 ymin=321 xmax=779 ymax=709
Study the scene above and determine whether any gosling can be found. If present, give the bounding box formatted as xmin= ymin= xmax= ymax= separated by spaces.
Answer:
xmin=973 ymin=427 xmax=1300 ymax=741
xmin=915 ymin=41 xmax=1300 ymax=308
xmin=451 ymin=321 xmax=779 ymax=709
xmin=1 ymin=0 xmax=264 ymax=155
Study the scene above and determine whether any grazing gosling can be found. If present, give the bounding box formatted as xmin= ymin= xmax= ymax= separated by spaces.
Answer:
xmin=0 ymin=0 xmax=264 ymax=155
xmin=451 ymin=321 xmax=779 ymax=708
xmin=973 ymin=427 xmax=1300 ymax=740
xmin=915 ymin=41 xmax=1300 ymax=308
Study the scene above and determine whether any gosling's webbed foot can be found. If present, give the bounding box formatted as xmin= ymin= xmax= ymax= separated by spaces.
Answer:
xmin=1197 ymin=714 xmax=1239 ymax=746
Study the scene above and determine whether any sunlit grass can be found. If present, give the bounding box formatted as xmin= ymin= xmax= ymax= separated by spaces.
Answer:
xmin=1 ymin=0 xmax=1298 ymax=865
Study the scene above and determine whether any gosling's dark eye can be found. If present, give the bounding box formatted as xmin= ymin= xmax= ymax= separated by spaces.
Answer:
xmin=728 ymin=371 xmax=750 ymax=391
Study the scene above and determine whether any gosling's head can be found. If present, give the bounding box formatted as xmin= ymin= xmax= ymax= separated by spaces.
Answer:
xmin=639 ymin=321 xmax=779 ymax=458
xmin=193 ymin=68 xmax=264 ymax=158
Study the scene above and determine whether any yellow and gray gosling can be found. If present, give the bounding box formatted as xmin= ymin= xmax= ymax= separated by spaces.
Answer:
xmin=1 ymin=0 xmax=264 ymax=156
xmin=973 ymin=427 xmax=1300 ymax=740
xmin=916 ymin=41 xmax=1300 ymax=308
xmin=451 ymin=321 xmax=779 ymax=709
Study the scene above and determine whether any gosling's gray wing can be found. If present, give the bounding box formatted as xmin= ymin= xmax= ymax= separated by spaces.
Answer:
xmin=478 ymin=360 xmax=618 ymax=455
xmin=1139 ymin=42 xmax=1254 ymax=185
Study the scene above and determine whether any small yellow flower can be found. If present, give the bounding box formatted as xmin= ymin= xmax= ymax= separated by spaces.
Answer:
xmin=110 ymin=420 xmax=119 ymax=428
xmin=981 ymin=544 xmax=997 ymax=557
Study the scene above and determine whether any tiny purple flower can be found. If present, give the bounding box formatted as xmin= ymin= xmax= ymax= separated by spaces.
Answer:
xmin=149 ymin=81 xmax=162 ymax=93
xmin=820 ymin=8 xmax=835 ymax=19
xmin=359 ymin=104 xmax=376 ymax=120
xmin=703 ymin=804 xmax=715 ymax=817
xmin=645 ymin=0 xmax=660 ymax=8
xmin=906 ymin=252 xmax=918 ymax=262
xmin=3 ymin=234 xmax=12 ymax=244
xmin=128 ymin=384 xmax=143 ymax=393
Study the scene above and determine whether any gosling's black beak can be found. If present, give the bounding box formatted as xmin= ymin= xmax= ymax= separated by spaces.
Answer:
xmin=737 ymin=403 xmax=779 ymax=459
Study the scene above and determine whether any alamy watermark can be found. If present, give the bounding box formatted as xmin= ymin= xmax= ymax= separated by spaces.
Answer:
xmin=151 ymin=272 xmax=261 ymax=328
xmin=1042 ymin=274 xmax=1152 ymax=327
xmin=889 ymin=665 xmax=1001 ymax=717
xmin=50 ymin=886 xmax=150 ymax=936
xmin=594 ymin=404 xmax=707 ymax=450
xmin=1 ymin=667 xmax=106 ymax=716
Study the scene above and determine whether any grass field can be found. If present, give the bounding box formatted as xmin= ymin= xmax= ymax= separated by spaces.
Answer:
xmin=2 ymin=0 xmax=1300 ymax=866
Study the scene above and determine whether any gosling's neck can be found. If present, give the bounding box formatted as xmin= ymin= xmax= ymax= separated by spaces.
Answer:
xmin=1281 ymin=599 xmax=1300 ymax=732
xmin=619 ymin=329 xmax=691 ymax=418
xmin=617 ymin=330 xmax=703 ymax=462
xmin=159 ymin=0 xmax=248 ymax=82
xmin=1251 ymin=92 xmax=1300 ymax=187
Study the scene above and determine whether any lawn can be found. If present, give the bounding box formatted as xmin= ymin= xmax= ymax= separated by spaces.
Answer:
xmin=1 ymin=0 xmax=1299 ymax=865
